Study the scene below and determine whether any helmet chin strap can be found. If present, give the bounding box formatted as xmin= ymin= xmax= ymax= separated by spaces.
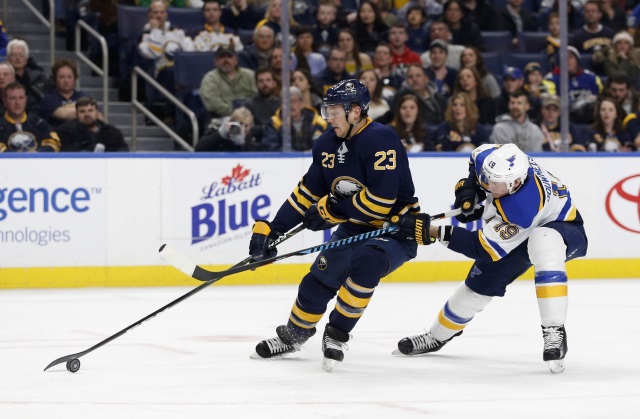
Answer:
xmin=339 ymin=109 xmax=359 ymax=139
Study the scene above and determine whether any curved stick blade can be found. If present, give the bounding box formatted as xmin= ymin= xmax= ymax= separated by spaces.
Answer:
xmin=159 ymin=244 xmax=198 ymax=278
xmin=44 ymin=353 xmax=81 ymax=371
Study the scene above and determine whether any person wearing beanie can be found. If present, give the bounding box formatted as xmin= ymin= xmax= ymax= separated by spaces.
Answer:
xmin=593 ymin=30 xmax=640 ymax=85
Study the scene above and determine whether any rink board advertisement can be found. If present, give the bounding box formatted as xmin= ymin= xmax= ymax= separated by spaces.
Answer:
xmin=0 ymin=154 xmax=639 ymax=288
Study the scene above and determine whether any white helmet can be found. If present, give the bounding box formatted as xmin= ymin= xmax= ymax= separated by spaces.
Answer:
xmin=479 ymin=144 xmax=529 ymax=194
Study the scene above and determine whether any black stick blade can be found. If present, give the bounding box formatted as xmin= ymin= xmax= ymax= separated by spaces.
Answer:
xmin=44 ymin=353 xmax=82 ymax=371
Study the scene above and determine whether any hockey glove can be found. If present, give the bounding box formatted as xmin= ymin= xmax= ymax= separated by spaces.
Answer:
xmin=454 ymin=178 xmax=485 ymax=223
xmin=388 ymin=213 xmax=434 ymax=245
xmin=249 ymin=220 xmax=282 ymax=262
xmin=304 ymin=195 xmax=348 ymax=231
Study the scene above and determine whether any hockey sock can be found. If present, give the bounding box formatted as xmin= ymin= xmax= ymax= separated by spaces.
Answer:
xmin=287 ymin=272 xmax=334 ymax=330
xmin=430 ymin=283 xmax=492 ymax=342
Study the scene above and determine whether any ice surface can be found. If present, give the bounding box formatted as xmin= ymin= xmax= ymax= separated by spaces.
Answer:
xmin=2 ymin=280 xmax=639 ymax=418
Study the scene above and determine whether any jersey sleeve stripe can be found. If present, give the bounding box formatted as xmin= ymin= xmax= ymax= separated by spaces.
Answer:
xmin=286 ymin=197 xmax=306 ymax=216
xmin=557 ymin=199 xmax=577 ymax=222
xmin=533 ymin=174 xmax=545 ymax=209
xmin=478 ymin=230 xmax=503 ymax=261
xmin=494 ymin=199 xmax=509 ymax=224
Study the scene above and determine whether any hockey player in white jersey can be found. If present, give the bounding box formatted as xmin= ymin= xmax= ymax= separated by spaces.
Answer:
xmin=390 ymin=143 xmax=588 ymax=373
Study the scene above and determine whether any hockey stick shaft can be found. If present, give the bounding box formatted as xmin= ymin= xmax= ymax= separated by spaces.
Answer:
xmin=161 ymin=207 xmax=465 ymax=283
xmin=43 ymin=224 xmax=306 ymax=372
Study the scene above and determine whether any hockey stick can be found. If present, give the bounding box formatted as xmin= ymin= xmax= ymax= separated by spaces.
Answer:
xmin=161 ymin=206 xmax=465 ymax=283
xmin=43 ymin=224 xmax=306 ymax=373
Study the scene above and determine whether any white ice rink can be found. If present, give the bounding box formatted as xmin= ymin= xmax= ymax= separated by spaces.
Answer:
xmin=2 ymin=279 xmax=639 ymax=418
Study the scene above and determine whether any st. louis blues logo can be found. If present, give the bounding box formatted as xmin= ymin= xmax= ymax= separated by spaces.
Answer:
xmin=470 ymin=265 xmax=482 ymax=277
xmin=507 ymin=154 xmax=516 ymax=167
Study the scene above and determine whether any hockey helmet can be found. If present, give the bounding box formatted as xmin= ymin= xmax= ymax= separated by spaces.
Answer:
xmin=479 ymin=144 xmax=529 ymax=194
xmin=321 ymin=79 xmax=370 ymax=120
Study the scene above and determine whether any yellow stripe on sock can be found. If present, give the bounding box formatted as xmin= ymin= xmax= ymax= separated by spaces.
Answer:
xmin=438 ymin=309 xmax=466 ymax=331
xmin=291 ymin=303 xmax=324 ymax=324
xmin=335 ymin=303 xmax=362 ymax=319
xmin=536 ymin=285 xmax=568 ymax=298
xmin=337 ymin=286 xmax=371 ymax=308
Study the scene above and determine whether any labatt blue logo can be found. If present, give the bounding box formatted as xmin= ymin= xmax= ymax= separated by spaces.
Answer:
xmin=191 ymin=164 xmax=270 ymax=244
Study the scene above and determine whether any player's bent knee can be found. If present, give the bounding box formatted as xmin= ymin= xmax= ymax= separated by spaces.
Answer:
xmin=528 ymin=227 xmax=567 ymax=272
xmin=448 ymin=283 xmax=493 ymax=318
xmin=349 ymin=246 xmax=390 ymax=289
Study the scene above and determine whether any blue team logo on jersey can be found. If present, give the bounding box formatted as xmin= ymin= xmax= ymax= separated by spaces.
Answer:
xmin=507 ymin=154 xmax=516 ymax=167
xmin=470 ymin=265 xmax=482 ymax=277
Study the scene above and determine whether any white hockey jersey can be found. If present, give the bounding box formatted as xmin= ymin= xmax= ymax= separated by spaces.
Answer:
xmin=138 ymin=22 xmax=195 ymax=75
xmin=448 ymin=144 xmax=580 ymax=262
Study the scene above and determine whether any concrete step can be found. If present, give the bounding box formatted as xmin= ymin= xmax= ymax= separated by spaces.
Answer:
xmin=4 ymin=9 xmax=43 ymax=25
xmin=7 ymin=23 xmax=51 ymax=34
xmin=127 ymin=137 xmax=177 ymax=151
xmin=18 ymin=35 xmax=66 ymax=50
xmin=108 ymin=113 xmax=145 ymax=126
xmin=82 ymin=87 xmax=119 ymax=102
xmin=100 ymin=102 xmax=132 ymax=113
xmin=78 ymin=76 xmax=117 ymax=88
xmin=120 ymin=125 xmax=170 ymax=137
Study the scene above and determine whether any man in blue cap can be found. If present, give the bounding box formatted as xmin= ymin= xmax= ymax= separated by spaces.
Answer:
xmin=493 ymin=66 xmax=524 ymax=118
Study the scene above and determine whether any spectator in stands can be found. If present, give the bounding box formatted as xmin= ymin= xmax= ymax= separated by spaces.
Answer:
xmin=56 ymin=97 xmax=129 ymax=152
xmin=491 ymin=89 xmax=544 ymax=152
xmin=245 ymin=68 xmax=281 ymax=136
xmin=370 ymin=0 xmax=398 ymax=28
xmin=600 ymin=0 xmax=627 ymax=32
xmin=523 ymin=62 xmax=547 ymax=101
xmin=498 ymin=0 xmax=539 ymax=49
xmin=460 ymin=0 xmax=497 ymax=31
xmin=373 ymin=43 xmax=404 ymax=103
xmin=624 ymin=94 xmax=640 ymax=147
xmin=593 ymin=31 xmax=640 ymax=84
xmin=40 ymin=60 xmax=102 ymax=128
xmin=293 ymin=26 xmax=326 ymax=76
xmin=443 ymin=0 xmax=485 ymax=50
xmin=220 ymin=0 xmax=262 ymax=31
xmin=337 ymin=28 xmax=373 ymax=75
xmin=192 ymin=0 xmax=244 ymax=53
xmin=425 ymin=39 xmax=458 ymax=97
xmin=312 ymin=1 xmax=340 ymax=58
xmin=460 ymin=46 xmax=500 ymax=98
xmin=256 ymin=0 xmax=297 ymax=36
xmin=351 ymin=0 xmax=389 ymax=54
xmin=494 ymin=66 xmax=525 ymax=118
xmin=453 ymin=67 xmax=496 ymax=124
xmin=543 ymin=12 xmax=562 ymax=68
xmin=397 ymin=63 xmax=447 ymax=125
xmin=539 ymin=0 xmax=583 ymax=33
xmin=0 ymin=19 xmax=9 ymax=57
xmin=434 ymin=92 xmax=491 ymax=152
xmin=138 ymin=0 xmax=195 ymax=123
xmin=582 ymin=96 xmax=634 ymax=151
xmin=358 ymin=69 xmax=390 ymax=121
xmin=7 ymin=40 xmax=47 ymax=114
xmin=238 ymin=26 xmax=275 ymax=71
xmin=269 ymin=46 xmax=297 ymax=87
xmin=572 ymin=0 xmax=615 ymax=53
xmin=0 ymin=62 xmax=15 ymax=115
xmin=405 ymin=5 xmax=430 ymax=54
xmin=195 ymin=106 xmax=257 ymax=151
xmin=292 ymin=68 xmax=323 ymax=111
xmin=421 ymin=20 xmax=466 ymax=70
xmin=389 ymin=93 xmax=434 ymax=152
xmin=605 ymin=72 xmax=634 ymax=117
xmin=0 ymin=82 xmax=60 ymax=152
xmin=136 ymin=0 xmax=189 ymax=6
xmin=543 ymin=46 xmax=603 ymax=123
xmin=388 ymin=23 xmax=422 ymax=75
xmin=316 ymin=47 xmax=353 ymax=93
xmin=261 ymin=86 xmax=328 ymax=151
xmin=199 ymin=46 xmax=257 ymax=118
xmin=538 ymin=94 xmax=586 ymax=151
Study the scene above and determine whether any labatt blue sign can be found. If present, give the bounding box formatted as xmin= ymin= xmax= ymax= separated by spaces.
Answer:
xmin=191 ymin=164 xmax=271 ymax=245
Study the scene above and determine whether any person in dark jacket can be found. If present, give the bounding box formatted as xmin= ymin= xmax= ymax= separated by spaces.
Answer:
xmin=56 ymin=97 xmax=129 ymax=152
xmin=7 ymin=39 xmax=47 ymax=114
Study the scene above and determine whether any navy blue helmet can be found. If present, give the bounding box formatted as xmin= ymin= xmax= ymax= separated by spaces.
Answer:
xmin=321 ymin=79 xmax=370 ymax=119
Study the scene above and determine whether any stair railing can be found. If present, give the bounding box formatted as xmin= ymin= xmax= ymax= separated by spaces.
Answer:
xmin=5 ymin=0 xmax=55 ymax=65
xmin=131 ymin=66 xmax=198 ymax=152
xmin=74 ymin=19 xmax=109 ymax=120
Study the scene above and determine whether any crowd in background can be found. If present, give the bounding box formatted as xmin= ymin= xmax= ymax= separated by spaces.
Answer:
xmin=2 ymin=0 xmax=640 ymax=153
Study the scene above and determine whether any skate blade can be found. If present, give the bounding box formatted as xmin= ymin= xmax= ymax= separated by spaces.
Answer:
xmin=391 ymin=349 xmax=405 ymax=356
xmin=249 ymin=351 xmax=295 ymax=360
xmin=322 ymin=358 xmax=336 ymax=372
xmin=546 ymin=359 xmax=565 ymax=374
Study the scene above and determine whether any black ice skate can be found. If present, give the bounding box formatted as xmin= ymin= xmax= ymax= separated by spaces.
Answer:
xmin=393 ymin=330 xmax=463 ymax=356
xmin=321 ymin=324 xmax=351 ymax=372
xmin=251 ymin=324 xmax=316 ymax=359
xmin=542 ymin=325 xmax=567 ymax=374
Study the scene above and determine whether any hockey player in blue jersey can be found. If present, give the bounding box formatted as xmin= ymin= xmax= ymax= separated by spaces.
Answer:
xmin=390 ymin=143 xmax=588 ymax=373
xmin=249 ymin=79 xmax=423 ymax=371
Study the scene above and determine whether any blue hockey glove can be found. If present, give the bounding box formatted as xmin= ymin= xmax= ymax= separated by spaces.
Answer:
xmin=454 ymin=178 xmax=485 ymax=223
xmin=389 ymin=213 xmax=434 ymax=245
xmin=249 ymin=220 xmax=282 ymax=262
xmin=303 ymin=195 xmax=348 ymax=231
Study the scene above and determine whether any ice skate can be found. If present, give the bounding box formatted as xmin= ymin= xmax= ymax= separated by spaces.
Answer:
xmin=251 ymin=324 xmax=316 ymax=359
xmin=542 ymin=325 xmax=567 ymax=374
xmin=393 ymin=330 xmax=463 ymax=356
xmin=321 ymin=324 xmax=351 ymax=372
